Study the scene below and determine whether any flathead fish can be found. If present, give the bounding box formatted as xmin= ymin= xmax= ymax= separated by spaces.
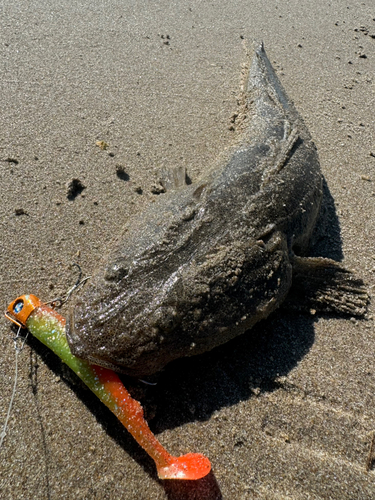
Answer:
xmin=66 ymin=43 xmax=367 ymax=377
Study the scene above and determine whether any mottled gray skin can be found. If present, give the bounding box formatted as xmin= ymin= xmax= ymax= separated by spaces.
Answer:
xmin=66 ymin=44 xmax=323 ymax=377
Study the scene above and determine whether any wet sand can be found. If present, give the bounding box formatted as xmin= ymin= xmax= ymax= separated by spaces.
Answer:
xmin=1 ymin=1 xmax=374 ymax=499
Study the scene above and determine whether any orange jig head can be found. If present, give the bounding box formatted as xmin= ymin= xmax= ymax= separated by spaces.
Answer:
xmin=5 ymin=294 xmax=42 ymax=328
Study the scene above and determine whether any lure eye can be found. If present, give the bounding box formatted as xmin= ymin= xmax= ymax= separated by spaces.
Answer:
xmin=13 ymin=300 xmax=24 ymax=314
xmin=5 ymin=295 xmax=42 ymax=328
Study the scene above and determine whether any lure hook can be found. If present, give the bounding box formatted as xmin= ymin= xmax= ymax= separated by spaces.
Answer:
xmin=45 ymin=263 xmax=90 ymax=308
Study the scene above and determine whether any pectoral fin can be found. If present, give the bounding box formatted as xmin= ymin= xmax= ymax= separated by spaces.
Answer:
xmin=285 ymin=256 xmax=369 ymax=317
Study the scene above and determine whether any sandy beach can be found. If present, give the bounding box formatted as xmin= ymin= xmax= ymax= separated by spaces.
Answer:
xmin=1 ymin=1 xmax=375 ymax=498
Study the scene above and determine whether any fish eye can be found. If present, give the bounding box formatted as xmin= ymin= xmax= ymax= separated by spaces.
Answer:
xmin=13 ymin=300 xmax=24 ymax=314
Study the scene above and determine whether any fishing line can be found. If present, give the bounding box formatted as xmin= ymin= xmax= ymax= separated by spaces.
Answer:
xmin=1 ymin=264 xmax=89 ymax=449
xmin=139 ymin=378 xmax=158 ymax=386
xmin=0 ymin=325 xmax=29 ymax=448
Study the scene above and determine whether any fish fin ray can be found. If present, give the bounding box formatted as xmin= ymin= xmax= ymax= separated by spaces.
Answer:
xmin=285 ymin=256 xmax=369 ymax=317
xmin=159 ymin=165 xmax=188 ymax=191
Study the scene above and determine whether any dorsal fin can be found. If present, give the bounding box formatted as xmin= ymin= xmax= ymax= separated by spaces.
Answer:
xmin=159 ymin=165 xmax=187 ymax=191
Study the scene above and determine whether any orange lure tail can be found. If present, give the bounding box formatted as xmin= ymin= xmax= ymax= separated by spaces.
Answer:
xmin=91 ymin=365 xmax=211 ymax=480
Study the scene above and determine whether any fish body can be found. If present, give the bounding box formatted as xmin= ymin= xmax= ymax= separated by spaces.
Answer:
xmin=66 ymin=44 xmax=323 ymax=377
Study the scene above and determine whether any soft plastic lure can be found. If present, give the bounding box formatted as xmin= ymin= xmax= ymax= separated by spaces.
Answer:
xmin=5 ymin=294 xmax=211 ymax=480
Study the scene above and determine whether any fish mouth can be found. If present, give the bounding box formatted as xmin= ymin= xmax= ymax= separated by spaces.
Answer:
xmin=66 ymin=304 xmax=125 ymax=372
xmin=65 ymin=299 xmax=157 ymax=376
xmin=65 ymin=302 xmax=85 ymax=359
